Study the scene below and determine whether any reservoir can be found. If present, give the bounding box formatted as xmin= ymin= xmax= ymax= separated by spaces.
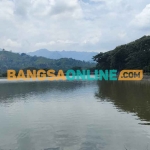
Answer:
xmin=0 ymin=80 xmax=150 ymax=150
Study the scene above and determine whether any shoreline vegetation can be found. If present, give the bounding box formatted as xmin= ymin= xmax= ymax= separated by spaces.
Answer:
xmin=0 ymin=74 xmax=150 ymax=82
xmin=0 ymin=50 xmax=96 ymax=75
xmin=93 ymin=35 xmax=150 ymax=72
xmin=1 ymin=35 xmax=150 ymax=79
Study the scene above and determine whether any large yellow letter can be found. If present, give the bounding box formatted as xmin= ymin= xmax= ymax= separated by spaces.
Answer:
xmin=37 ymin=70 xmax=46 ymax=80
xmin=47 ymin=70 xmax=56 ymax=81
xmin=56 ymin=70 xmax=66 ymax=80
xmin=17 ymin=70 xmax=26 ymax=80
xmin=27 ymin=70 xmax=37 ymax=80
xmin=7 ymin=70 xmax=17 ymax=80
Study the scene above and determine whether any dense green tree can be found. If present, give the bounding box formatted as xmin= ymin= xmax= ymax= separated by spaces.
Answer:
xmin=93 ymin=35 xmax=150 ymax=71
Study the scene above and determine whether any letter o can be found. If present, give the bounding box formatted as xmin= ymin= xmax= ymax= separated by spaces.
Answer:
xmin=66 ymin=70 xmax=76 ymax=81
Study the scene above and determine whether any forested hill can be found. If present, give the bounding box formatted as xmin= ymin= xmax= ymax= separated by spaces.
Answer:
xmin=0 ymin=50 xmax=95 ymax=74
xmin=93 ymin=35 xmax=150 ymax=71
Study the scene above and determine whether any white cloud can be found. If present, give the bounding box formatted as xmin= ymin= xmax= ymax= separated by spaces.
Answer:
xmin=0 ymin=38 xmax=21 ymax=49
xmin=0 ymin=0 xmax=150 ymax=53
xmin=0 ymin=0 xmax=14 ymax=20
xmin=131 ymin=4 xmax=150 ymax=29
xmin=35 ymin=41 xmax=56 ymax=47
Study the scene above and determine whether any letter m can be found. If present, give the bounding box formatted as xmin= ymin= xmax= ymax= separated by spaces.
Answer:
xmin=134 ymin=72 xmax=140 ymax=78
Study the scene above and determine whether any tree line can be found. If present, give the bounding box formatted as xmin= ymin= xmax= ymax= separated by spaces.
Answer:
xmin=93 ymin=35 xmax=150 ymax=72
xmin=0 ymin=50 xmax=95 ymax=77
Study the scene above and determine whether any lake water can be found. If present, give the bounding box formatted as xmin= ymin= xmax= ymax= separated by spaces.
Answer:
xmin=0 ymin=80 xmax=150 ymax=150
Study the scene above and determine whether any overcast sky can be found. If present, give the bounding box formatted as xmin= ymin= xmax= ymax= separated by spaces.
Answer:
xmin=0 ymin=0 xmax=150 ymax=53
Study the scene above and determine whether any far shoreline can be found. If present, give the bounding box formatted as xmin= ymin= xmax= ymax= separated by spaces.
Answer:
xmin=0 ymin=75 xmax=150 ymax=82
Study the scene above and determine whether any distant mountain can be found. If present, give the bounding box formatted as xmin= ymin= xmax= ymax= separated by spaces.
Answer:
xmin=28 ymin=49 xmax=98 ymax=61
xmin=0 ymin=50 xmax=96 ymax=74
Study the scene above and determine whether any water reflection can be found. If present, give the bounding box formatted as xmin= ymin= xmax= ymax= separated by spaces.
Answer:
xmin=0 ymin=80 xmax=150 ymax=150
xmin=0 ymin=81 xmax=92 ymax=104
xmin=95 ymin=81 xmax=150 ymax=123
